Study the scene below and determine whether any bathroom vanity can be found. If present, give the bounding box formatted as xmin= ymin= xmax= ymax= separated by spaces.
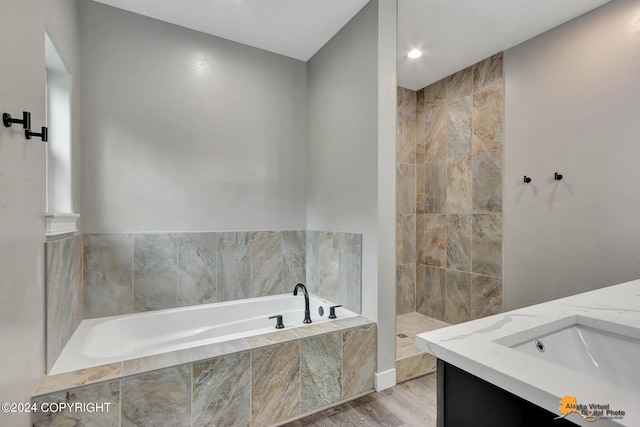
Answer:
xmin=416 ymin=279 xmax=640 ymax=427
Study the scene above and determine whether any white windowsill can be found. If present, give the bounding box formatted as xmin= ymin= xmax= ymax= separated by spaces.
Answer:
xmin=45 ymin=213 xmax=80 ymax=237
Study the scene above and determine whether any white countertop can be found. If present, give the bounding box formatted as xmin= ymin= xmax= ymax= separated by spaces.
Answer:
xmin=416 ymin=279 xmax=640 ymax=427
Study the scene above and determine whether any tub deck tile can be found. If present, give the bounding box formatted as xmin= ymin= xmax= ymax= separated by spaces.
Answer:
xmin=189 ymin=338 xmax=250 ymax=362
xmin=244 ymin=329 xmax=298 ymax=348
xmin=333 ymin=316 xmax=374 ymax=330
xmin=122 ymin=349 xmax=191 ymax=376
xmin=34 ymin=362 xmax=123 ymax=396
xmin=291 ymin=321 xmax=340 ymax=338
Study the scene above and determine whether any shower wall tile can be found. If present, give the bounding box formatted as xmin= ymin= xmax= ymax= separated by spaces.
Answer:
xmin=134 ymin=233 xmax=177 ymax=312
xmin=396 ymin=163 xmax=416 ymax=215
xmin=472 ymin=214 xmax=503 ymax=278
xmin=32 ymin=381 xmax=120 ymax=427
xmin=121 ymin=365 xmax=191 ymax=427
xmin=283 ymin=230 xmax=306 ymax=288
xmin=399 ymin=214 xmax=416 ymax=265
xmin=339 ymin=233 xmax=362 ymax=313
xmin=473 ymin=52 xmax=503 ymax=93
xmin=416 ymin=266 xmax=446 ymax=320
xmin=46 ymin=234 xmax=83 ymax=372
xmin=319 ymin=231 xmax=340 ymax=302
xmin=217 ymin=232 xmax=251 ymax=302
xmin=445 ymin=270 xmax=472 ymax=324
xmin=305 ymin=230 xmax=320 ymax=295
xmin=422 ymin=78 xmax=447 ymax=110
xmin=447 ymin=96 xmax=472 ymax=158
xmin=471 ymin=275 xmax=503 ymax=320
xmin=397 ymin=112 xmax=416 ymax=164
xmin=251 ymin=231 xmax=283 ymax=297
xmin=447 ymin=214 xmax=472 ymax=272
xmin=397 ymin=264 xmax=416 ymax=315
xmin=398 ymin=86 xmax=417 ymax=115
xmin=446 ymin=155 xmax=472 ymax=214
xmin=473 ymin=87 xmax=504 ymax=153
xmin=446 ymin=66 xmax=473 ymax=102
xmin=343 ymin=324 xmax=376 ymax=399
xmin=192 ymin=351 xmax=251 ymax=427
xmin=177 ymin=233 xmax=217 ymax=307
xmin=83 ymin=234 xmax=133 ymax=318
xmin=421 ymin=105 xmax=447 ymax=162
xmin=251 ymin=341 xmax=301 ymax=427
xmin=421 ymin=214 xmax=447 ymax=267
xmin=473 ymin=149 xmax=503 ymax=213
xmin=301 ymin=332 xmax=342 ymax=413
xmin=422 ymin=159 xmax=446 ymax=214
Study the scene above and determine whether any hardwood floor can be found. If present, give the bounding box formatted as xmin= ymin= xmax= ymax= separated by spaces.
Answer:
xmin=282 ymin=373 xmax=437 ymax=427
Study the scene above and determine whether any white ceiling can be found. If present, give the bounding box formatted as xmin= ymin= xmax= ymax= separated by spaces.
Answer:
xmin=93 ymin=0 xmax=611 ymax=90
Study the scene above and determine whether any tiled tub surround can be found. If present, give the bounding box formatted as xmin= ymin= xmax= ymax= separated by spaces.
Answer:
xmin=83 ymin=230 xmax=362 ymax=318
xmin=50 ymin=293 xmax=356 ymax=374
xmin=32 ymin=317 xmax=376 ymax=427
xmin=45 ymin=234 xmax=83 ymax=373
xmin=396 ymin=53 xmax=504 ymax=323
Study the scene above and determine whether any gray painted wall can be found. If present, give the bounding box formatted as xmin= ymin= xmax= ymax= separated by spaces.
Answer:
xmin=79 ymin=1 xmax=308 ymax=233
xmin=504 ymin=0 xmax=640 ymax=309
xmin=0 ymin=1 xmax=47 ymax=425
xmin=307 ymin=0 xmax=397 ymax=379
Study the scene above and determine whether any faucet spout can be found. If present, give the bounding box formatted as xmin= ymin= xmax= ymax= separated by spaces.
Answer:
xmin=293 ymin=283 xmax=312 ymax=324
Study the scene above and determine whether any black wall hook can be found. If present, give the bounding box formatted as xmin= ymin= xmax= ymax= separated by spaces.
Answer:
xmin=524 ymin=176 xmax=532 ymax=183
xmin=554 ymin=172 xmax=563 ymax=181
xmin=3 ymin=111 xmax=31 ymax=129
xmin=25 ymin=127 xmax=48 ymax=142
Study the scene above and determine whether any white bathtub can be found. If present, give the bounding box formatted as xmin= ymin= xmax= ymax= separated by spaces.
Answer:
xmin=50 ymin=293 xmax=355 ymax=374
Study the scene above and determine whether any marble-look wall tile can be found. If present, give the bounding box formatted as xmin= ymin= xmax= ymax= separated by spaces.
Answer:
xmin=339 ymin=233 xmax=362 ymax=313
xmin=416 ymin=266 xmax=446 ymax=320
xmin=251 ymin=231 xmax=283 ymax=297
xmin=396 ymin=163 xmax=416 ymax=215
xmin=319 ymin=232 xmax=339 ymax=302
xmin=473 ymin=52 xmax=503 ymax=93
xmin=397 ymin=112 xmax=416 ymax=164
xmin=343 ymin=324 xmax=376 ymax=399
xmin=447 ymin=96 xmax=472 ymax=158
xmin=473 ymin=149 xmax=503 ymax=213
xmin=396 ymin=264 xmax=416 ymax=315
xmin=421 ymin=215 xmax=446 ymax=267
xmin=251 ymin=341 xmax=301 ymax=427
xmin=447 ymin=214 xmax=471 ymax=272
xmin=473 ymin=87 xmax=503 ymax=153
xmin=471 ymin=274 xmax=502 ymax=320
xmin=398 ymin=86 xmax=417 ymax=115
xmin=283 ymin=230 xmax=306 ymax=288
xmin=121 ymin=365 xmax=191 ymax=427
xmin=192 ymin=351 xmax=251 ymax=427
xmin=421 ymin=105 xmax=447 ymax=162
xmin=422 ymin=160 xmax=446 ymax=214
xmin=472 ymin=214 xmax=503 ymax=277
xmin=305 ymin=231 xmax=320 ymax=295
xmin=398 ymin=214 xmax=416 ymax=265
xmin=396 ymin=216 xmax=403 ymax=265
xmin=46 ymin=234 xmax=83 ymax=371
xmin=447 ymin=66 xmax=473 ymax=102
xmin=445 ymin=270 xmax=471 ymax=324
xmin=217 ymin=232 xmax=251 ymax=302
xmin=134 ymin=234 xmax=177 ymax=312
xmin=177 ymin=233 xmax=217 ymax=307
xmin=32 ymin=381 xmax=120 ymax=427
xmin=84 ymin=234 xmax=133 ymax=319
xmin=423 ymin=78 xmax=446 ymax=110
xmin=446 ymin=155 xmax=472 ymax=214
xmin=301 ymin=332 xmax=342 ymax=412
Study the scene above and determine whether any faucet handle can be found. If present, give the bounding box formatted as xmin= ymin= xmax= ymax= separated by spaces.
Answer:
xmin=268 ymin=315 xmax=284 ymax=329
xmin=328 ymin=305 xmax=342 ymax=319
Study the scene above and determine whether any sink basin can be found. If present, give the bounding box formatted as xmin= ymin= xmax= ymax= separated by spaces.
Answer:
xmin=497 ymin=315 xmax=640 ymax=394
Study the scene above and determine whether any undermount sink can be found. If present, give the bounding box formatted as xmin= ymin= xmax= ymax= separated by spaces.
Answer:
xmin=496 ymin=315 xmax=640 ymax=395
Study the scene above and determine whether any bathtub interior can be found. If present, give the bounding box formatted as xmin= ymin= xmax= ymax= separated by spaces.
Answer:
xmin=50 ymin=293 xmax=356 ymax=375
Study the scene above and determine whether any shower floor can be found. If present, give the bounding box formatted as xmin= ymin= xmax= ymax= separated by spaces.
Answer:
xmin=396 ymin=312 xmax=449 ymax=383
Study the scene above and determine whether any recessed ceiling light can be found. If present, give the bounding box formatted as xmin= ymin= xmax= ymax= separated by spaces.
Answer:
xmin=407 ymin=49 xmax=422 ymax=59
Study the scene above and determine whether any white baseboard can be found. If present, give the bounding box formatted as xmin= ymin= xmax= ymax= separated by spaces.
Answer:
xmin=375 ymin=368 xmax=396 ymax=391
